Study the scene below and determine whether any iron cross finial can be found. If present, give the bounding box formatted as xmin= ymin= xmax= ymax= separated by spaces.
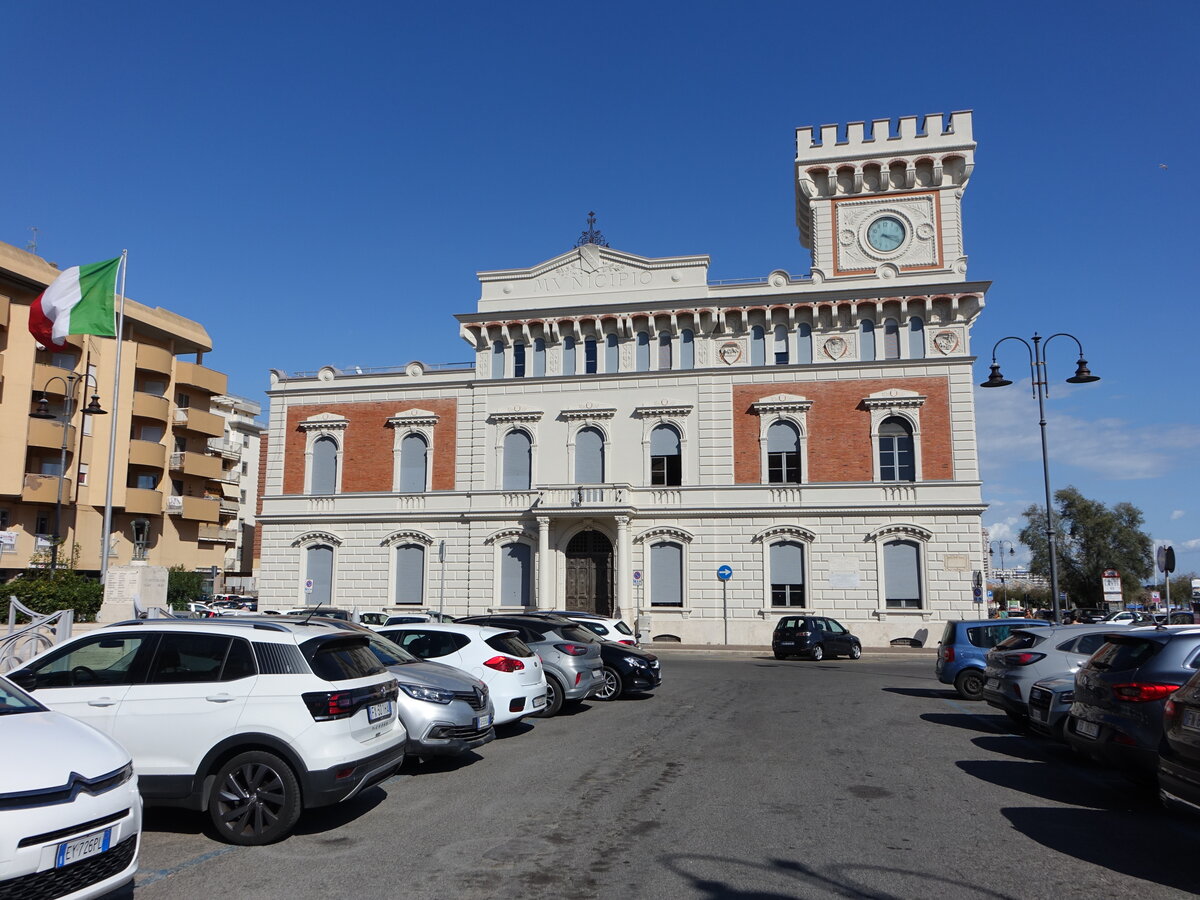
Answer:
xmin=575 ymin=211 xmax=609 ymax=248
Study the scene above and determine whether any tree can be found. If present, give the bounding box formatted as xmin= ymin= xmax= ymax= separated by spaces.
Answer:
xmin=166 ymin=566 xmax=207 ymax=611
xmin=1018 ymin=486 xmax=1152 ymax=606
xmin=1 ymin=544 xmax=104 ymax=622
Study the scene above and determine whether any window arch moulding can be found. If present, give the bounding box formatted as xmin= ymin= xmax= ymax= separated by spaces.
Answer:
xmin=752 ymin=524 xmax=817 ymax=544
xmin=299 ymin=413 xmax=348 ymax=495
xmin=865 ymin=522 xmax=934 ymax=542
xmin=634 ymin=402 xmax=692 ymax=487
xmin=752 ymin=394 xmax=812 ymax=485
xmin=633 ymin=525 xmax=694 ymax=545
xmin=488 ymin=408 xmax=543 ymax=491
xmin=291 ymin=530 xmax=344 ymax=548
xmin=387 ymin=409 xmax=439 ymax=492
xmin=380 ymin=529 xmax=435 ymax=548
xmin=484 ymin=526 xmax=536 ymax=546
xmin=862 ymin=389 xmax=925 ymax=482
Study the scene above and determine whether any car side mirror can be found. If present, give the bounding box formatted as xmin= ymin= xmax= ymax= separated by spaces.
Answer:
xmin=8 ymin=669 xmax=37 ymax=692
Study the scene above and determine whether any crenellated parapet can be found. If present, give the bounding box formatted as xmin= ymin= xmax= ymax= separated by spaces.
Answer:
xmin=795 ymin=112 xmax=977 ymax=284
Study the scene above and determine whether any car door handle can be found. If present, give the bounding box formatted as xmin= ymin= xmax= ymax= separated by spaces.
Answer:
xmin=87 ymin=698 xmax=118 ymax=707
xmin=206 ymin=694 xmax=236 ymax=703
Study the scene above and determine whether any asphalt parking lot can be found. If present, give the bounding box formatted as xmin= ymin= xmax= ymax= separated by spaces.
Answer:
xmin=116 ymin=652 xmax=1200 ymax=899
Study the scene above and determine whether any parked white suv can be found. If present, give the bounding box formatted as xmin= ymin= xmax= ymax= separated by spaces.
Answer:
xmin=10 ymin=618 xmax=407 ymax=845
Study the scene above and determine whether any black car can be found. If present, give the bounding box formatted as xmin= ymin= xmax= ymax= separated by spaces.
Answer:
xmin=1159 ymin=664 xmax=1200 ymax=815
xmin=459 ymin=614 xmax=661 ymax=701
xmin=772 ymin=615 xmax=862 ymax=661
xmin=1067 ymin=627 xmax=1200 ymax=776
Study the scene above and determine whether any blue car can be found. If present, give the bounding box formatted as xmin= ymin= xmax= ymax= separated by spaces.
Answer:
xmin=935 ymin=618 xmax=1050 ymax=700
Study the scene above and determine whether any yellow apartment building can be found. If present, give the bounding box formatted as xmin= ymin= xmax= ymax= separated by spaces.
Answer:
xmin=0 ymin=240 xmax=236 ymax=583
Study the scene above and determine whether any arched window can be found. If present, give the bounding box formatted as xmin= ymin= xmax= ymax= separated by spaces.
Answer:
xmin=399 ymin=433 xmax=428 ymax=492
xmin=860 ymin=319 xmax=876 ymax=361
xmin=635 ymin=331 xmax=650 ymax=371
xmin=750 ymin=325 xmax=765 ymax=366
xmin=770 ymin=541 xmax=805 ymax=607
xmin=502 ymin=429 xmax=532 ymax=491
xmin=491 ymin=341 xmax=505 ymax=379
xmin=500 ymin=542 xmax=531 ymax=607
xmin=563 ymin=336 xmax=577 ymax=376
xmin=908 ymin=317 xmax=925 ymax=359
xmin=305 ymin=544 xmax=333 ymax=606
xmin=394 ymin=544 xmax=424 ymax=606
xmin=532 ymin=338 xmax=546 ymax=376
xmin=883 ymin=318 xmax=900 ymax=359
xmin=679 ymin=329 xmax=694 ymax=369
xmin=658 ymin=332 xmax=672 ymax=370
xmin=649 ymin=424 xmax=682 ymax=486
xmin=796 ymin=323 xmax=812 ymax=364
xmin=584 ymin=338 xmax=598 ymax=374
xmin=773 ymin=325 xmax=790 ymax=365
xmin=575 ymin=426 xmax=605 ymax=484
xmin=878 ymin=417 xmax=915 ymax=482
xmin=650 ymin=541 xmax=683 ymax=607
xmin=513 ymin=341 xmax=526 ymax=378
xmin=605 ymin=334 xmax=619 ymax=373
xmin=766 ymin=421 xmax=801 ymax=484
xmin=884 ymin=539 xmax=922 ymax=608
xmin=311 ymin=436 xmax=338 ymax=494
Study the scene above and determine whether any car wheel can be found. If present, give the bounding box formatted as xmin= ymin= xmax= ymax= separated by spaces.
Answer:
xmin=594 ymin=666 xmax=623 ymax=701
xmin=849 ymin=643 xmax=862 ymax=660
xmin=534 ymin=677 xmax=564 ymax=718
xmin=810 ymin=644 xmax=824 ymax=662
xmin=954 ymin=669 xmax=986 ymax=701
xmin=208 ymin=751 xmax=302 ymax=846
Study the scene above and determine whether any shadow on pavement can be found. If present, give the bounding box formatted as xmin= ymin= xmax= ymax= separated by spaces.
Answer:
xmin=882 ymin=686 xmax=959 ymax=700
xmin=291 ymin=784 xmax=387 ymax=835
xmin=495 ymin=721 xmax=535 ymax=739
xmin=919 ymin=712 xmax=1008 ymax=734
xmin=402 ymin=750 xmax=484 ymax=775
xmin=141 ymin=807 xmax=208 ymax=836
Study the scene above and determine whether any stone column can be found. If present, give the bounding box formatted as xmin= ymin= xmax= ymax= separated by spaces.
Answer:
xmin=536 ymin=516 xmax=551 ymax=609
xmin=615 ymin=516 xmax=631 ymax=622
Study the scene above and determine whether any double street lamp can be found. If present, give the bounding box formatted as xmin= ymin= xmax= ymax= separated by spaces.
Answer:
xmin=989 ymin=539 xmax=1016 ymax=609
xmin=29 ymin=374 xmax=107 ymax=570
xmin=980 ymin=333 xmax=1100 ymax=625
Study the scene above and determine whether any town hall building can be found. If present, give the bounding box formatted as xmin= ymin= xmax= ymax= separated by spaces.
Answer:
xmin=257 ymin=111 xmax=988 ymax=645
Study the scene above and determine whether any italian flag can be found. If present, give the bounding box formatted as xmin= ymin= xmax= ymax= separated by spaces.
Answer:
xmin=28 ymin=257 xmax=122 ymax=350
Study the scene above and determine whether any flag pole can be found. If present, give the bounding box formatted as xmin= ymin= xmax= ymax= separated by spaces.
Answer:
xmin=99 ymin=250 xmax=128 ymax=586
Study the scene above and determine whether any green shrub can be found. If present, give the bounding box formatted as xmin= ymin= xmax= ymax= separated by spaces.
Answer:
xmin=2 ymin=569 xmax=104 ymax=622
xmin=167 ymin=566 xmax=206 ymax=611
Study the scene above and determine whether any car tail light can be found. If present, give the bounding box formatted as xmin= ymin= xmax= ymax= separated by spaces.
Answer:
xmin=575 ymin=673 xmax=582 ymax=685
xmin=941 ymin=646 xmax=955 ymax=662
xmin=619 ymin=640 xmax=636 ymax=646
xmin=302 ymin=682 xmax=397 ymax=721
xmin=484 ymin=656 xmax=525 ymax=673
xmin=555 ymin=643 xmax=590 ymax=656
xmin=1164 ymin=697 xmax=1180 ymax=723
xmin=1006 ymin=652 xmax=1046 ymax=667
xmin=1111 ymin=683 xmax=1179 ymax=703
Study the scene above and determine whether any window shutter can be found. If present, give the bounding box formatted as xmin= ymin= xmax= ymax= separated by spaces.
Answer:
xmin=860 ymin=320 xmax=876 ymax=361
xmin=750 ymin=326 xmax=765 ymax=366
xmin=605 ymin=334 xmax=619 ymax=373
xmin=394 ymin=544 xmax=425 ymax=605
xmin=651 ymin=542 xmax=683 ymax=606
xmin=908 ymin=317 xmax=925 ymax=359
xmin=563 ymin=337 xmax=576 ymax=376
xmin=796 ymin=324 xmax=812 ymax=364
xmin=883 ymin=319 xmax=900 ymax=359
xmin=767 ymin=422 xmax=800 ymax=452
xmin=636 ymin=332 xmax=650 ymax=371
xmin=305 ymin=544 xmax=333 ymax=606
xmin=658 ymin=333 xmax=672 ymax=370
xmin=679 ymin=329 xmax=694 ymax=369
xmin=311 ymin=436 xmax=337 ymax=494
xmin=650 ymin=425 xmax=681 ymax=456
xmin=575 ymin=427 xmax=605 ymax=484
xmin=491 ymin=341 xmax=505 ymax=379
xmin=399 ymin=434 xmax=428 ymax=492
xmin=500 ymin=543 xmax=531 ymax=606
xmin=532 ymin=338 xmax=546 ymax=377
xmin=502 ymin=430 xmax=532 ymax=490
xmin=770 ymin=541 xmax=805 ymax=584
xmin=884 ymin=540 xmax=921 ymax=603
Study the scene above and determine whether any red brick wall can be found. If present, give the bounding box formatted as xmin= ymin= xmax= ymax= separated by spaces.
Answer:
xmin=282 ymin=400 xmax=458 ymax=493
xmin=253 ymin=433 xmax=268 ymax=565
xmin=732 ymin=376 xmax=954 ymax=483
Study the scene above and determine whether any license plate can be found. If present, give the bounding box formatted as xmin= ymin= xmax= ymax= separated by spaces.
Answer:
xmin=367 ymin=701 xmax=392 ymax=723
xmin=1075 ymin=719 xmax=1100 ymax=740
xmin=593 ymin=669 xmax=604 ymax=679
xmin=532 ymin=693 xmax=546 ymax=708
xmin=56 ymin=828 xmax=111 ymax=868
xmin=779 ymin=641 xmax=794 ymax=646
xmin=985 ymin=678 xmax=1000 ymax=690
xmin=1183 ymin=708 xmax=1200 ymax=732
xmin=475 ymin=713 xmax=492 ymax=729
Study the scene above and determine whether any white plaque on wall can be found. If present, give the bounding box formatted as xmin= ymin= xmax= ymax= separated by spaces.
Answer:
xmin=943 ymin=554 xmax=970 ymax=571
xmin=828 ymin=572 xmax=860 ymax=589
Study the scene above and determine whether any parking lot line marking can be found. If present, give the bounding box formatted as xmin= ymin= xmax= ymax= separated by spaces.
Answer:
xmin=135 ymin=846 xmax=242 ymax=889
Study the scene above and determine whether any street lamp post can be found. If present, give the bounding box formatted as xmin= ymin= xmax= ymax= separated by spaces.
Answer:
xmin=980 ymin=333 xmax=1100 ymax=625
xmin=989 ymin=539 xmax=1016 ymax=610
xmin=29 ymin=374 xmax=107 ymax=570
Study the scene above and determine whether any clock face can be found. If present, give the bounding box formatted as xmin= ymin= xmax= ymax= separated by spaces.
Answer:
xmin=866 ymin=216 xmax=906 ymax=253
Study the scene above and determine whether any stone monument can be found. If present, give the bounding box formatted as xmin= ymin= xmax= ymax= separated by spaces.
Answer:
xmin=97 ymin=562 xmax=170 ymax=623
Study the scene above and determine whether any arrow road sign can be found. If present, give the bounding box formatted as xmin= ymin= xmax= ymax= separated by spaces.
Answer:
xmin=717 ymin=565 xmax=733 ymax=581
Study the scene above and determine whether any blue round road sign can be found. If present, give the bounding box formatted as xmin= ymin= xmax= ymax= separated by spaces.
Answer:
xmin=717 ymin=565 xmax=733 ymax=581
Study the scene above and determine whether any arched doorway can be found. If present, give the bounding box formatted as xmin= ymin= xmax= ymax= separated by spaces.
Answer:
xmin=564 ymin=530 xmax=614 ymax=616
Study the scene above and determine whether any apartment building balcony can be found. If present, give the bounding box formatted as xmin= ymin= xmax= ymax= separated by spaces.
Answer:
xmin=132 ymin=391 xmax=170 ymax=421
xmin=219 ymin=498 xmax=239 ymax=516
xmin=198 ymin=524 xmax=239 ymax=543
xmin=32 ymin=362 xmax=76 ymax=394
xmin=169 ymin=451 xmax=222 ymax=480
xmin=215 ymin=468 xmax=240 ymax=485
xmin=206 ymin=438 xmax=243 ymax=461
xmin=173 ymin=407 xmax=224 ymax=438
xmin=166 ymin=495 xmax=220 ymax=522
xmin=27 ymin=418 xmax=75 ymax=451
xmin=128 ymin=440 xmax=167 ymax=469
xmin=22 ymin=474 xmax=71 ymax=504
xmin=124 ymin=487 xmax=163 ymax=516
xmin=175 ymin=361 xmax=227 ymax=395
xmin=134 ymin=344 xmax=173 ymax=375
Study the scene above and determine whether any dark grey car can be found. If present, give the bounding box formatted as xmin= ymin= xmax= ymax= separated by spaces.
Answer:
xmin=457 ymin=614 xmax=604 ymax=716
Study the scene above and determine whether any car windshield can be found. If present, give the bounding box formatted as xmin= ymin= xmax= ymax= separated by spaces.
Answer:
xmin=614 ymin=621 xmax=634 ymax=636
xmin=995 ymin=631 xmax=1045 ymax=651
xmin=0 ymin=679 xmax=44 ymax=714
xmin=304 ymin=636 xmax=386 ymax=681
xmin=486 ymin=633 xmax=534 ymax=658
xmin=1088 ymin=638 xmax=1161 ymax=672
xmin=366 ymin=634 xmax=418 ymax=666
xmin=558 ymin=624 xmax=600 ymax=643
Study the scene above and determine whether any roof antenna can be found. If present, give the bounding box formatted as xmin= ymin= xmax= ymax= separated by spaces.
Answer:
xmin=26 ymin=226 xmax=39 ymax=254
xmin=303 ymin=601 xmax=326 ymax=625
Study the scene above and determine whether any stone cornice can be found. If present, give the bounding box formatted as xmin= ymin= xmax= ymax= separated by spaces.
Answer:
xmin=752 ymin=524 xmax=818 ymax=544
xmin=560 ymin=406 xmax=617 ymax=422
xmin=387 ymin=409 xmax=440 ymax=429
xmin=298 ymin=414 xmax=348 ymax=432
xmin=633 ymin=402 xmax=693 ymax=419
xmin=487 ymin=408 xmax=544 ymax=425
xmin=751 ymin=394 xmax=813 ymax=416
xmin=862 ymin=389 xmax=926 ymax=411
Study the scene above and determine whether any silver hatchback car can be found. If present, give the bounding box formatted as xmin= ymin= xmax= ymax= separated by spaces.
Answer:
xmin=982 ymin=623 xmax=1132 ymax=721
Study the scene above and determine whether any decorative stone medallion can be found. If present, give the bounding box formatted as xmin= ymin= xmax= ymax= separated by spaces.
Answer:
xmin=718 ymin=341 xmax=742 ymax=365
xmin=823 ymin=336 xmax=847 ymax=360
xmin=933 ymin=330 xmax=959 ymax=355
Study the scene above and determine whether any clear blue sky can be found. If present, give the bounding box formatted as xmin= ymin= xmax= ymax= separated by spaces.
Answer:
xmin=6 ymin=1 xmax=1198 ymax=579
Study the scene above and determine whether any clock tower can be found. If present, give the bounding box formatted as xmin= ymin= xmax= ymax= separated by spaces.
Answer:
xmin=795 ymin=111 xmax=976 ymax=285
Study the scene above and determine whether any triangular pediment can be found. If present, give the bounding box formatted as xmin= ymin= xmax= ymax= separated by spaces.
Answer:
xmin=476 ymin=244 xmax=710 ymax=311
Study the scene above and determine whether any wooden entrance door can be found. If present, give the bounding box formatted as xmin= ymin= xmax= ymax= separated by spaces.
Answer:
xmin=564 ymin=531 xmax=613 ymax=616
